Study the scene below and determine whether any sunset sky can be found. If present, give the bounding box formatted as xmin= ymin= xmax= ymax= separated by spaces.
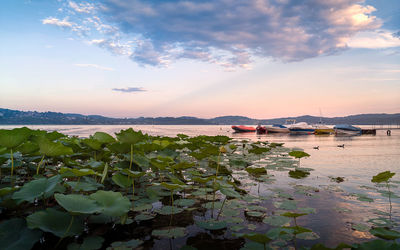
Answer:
xmin=1 ymin=0 xmax=399 ymax=119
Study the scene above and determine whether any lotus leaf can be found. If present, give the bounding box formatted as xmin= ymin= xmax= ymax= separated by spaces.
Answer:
xmin=108 ymin=239 xmax=143 ymax=250
xmin=112 ymin=173 xmax=131 ymax=188
xmin=0 ymin=127 xmax=31 ymax=148
xmin=174 ymin=199 xmax=196 ymax=207
xmin=15 ymin=141 xmax=39 ymax=154
xmin=93 ymin=132 xmax=115 ymax=144
xmin=60 ymin=167 xmax=98 ymax=177
xmin=68 ymin=236 xmax=104 ymax=250
xmin=66 ymin=181 xmax=103 ymax=192
xmin=134 ymin=213 xmax=155 ymax=221
xmin=152 ymin=227 xmax=187 ymax=238
xmin=220 ymin=187 xmax=241 ymax=198
xmin=27 ymin=208 xmax=84 ymax=237
xmin=81 ymin=138 xmax=103 ymax=151
xmin=195 ymin=220 xmax=227 ymax=230
xmin=12 ymin=175 xmax=61 ymax=203
xmin=296 ymin=232 xmax=320 ymax=240
xmin=281 ymin=212 xmax=308 ymax=218
xmin=289 ymin=169 xmax=310 ymax=179
xmin=263 ymin=216 xmax=291 ymax=226
xmin=352 ymin=239 xmax=399 ymax=250
xmin=372 ymin=171 xmax=395 ymax=183
xmin=161 ymin=182 xmax=183 ymax=190
xmin=55 ymin=194 xmax=101 ymax=214
xmin=89 ymin=191 xmax=130 ymax=217
xmin=116 ymin=128 xmax=144 ymax=144
xmin=246 ymin=211 xmax=264 ymax=217
xmin=0 ymin=218 xmax=42 ymax=250
xmin=369 ymin=227 xmax=400 ymax=240
xmin=242 ymin=233 xmax=271 ymax=244
xmin=0 ymin=187 xmax=16 ymax=197
xmin=288 ymin=151 xmax=310 ymax=159
xmin=245 ymin=167 xmax=267 ymax=175
xmin=38 ymin=138 xmax=73 ymax=156
xmin=107 ymin=142 xmax=131 ymax=153
xmin=157 ymin=206 xmax=183 ymax=215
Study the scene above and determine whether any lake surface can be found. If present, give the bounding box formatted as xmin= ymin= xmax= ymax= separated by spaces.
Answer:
xmin=2 ymin=124 xmax=399 ymax=247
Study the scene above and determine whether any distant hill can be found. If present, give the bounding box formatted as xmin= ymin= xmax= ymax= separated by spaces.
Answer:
xmin=0 ymin=108 xmax=399 ymax=125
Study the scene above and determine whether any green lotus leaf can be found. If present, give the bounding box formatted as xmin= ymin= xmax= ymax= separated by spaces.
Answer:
xmin=352 ymin=239 xmax=399 ymax=250
xmin=27 ymin=208 xmax=84 ymax=237
xmin=273 ymin=200 xmax=297 ymax=210
xmin=352 ymin=223 xmax=370 ymax=232
xmin=107 ymin=142 xmax=131 ymax=153
xmin=281 ymin=212 xmax=308 ymax=218
xmin=220 ymin=187 xmax=241 ymax=198
xmin=288 ymin=151 xmax=310 ymax=159
xmin=68 ymin=236 xmax=104 ymax=250
xmin=266 ymin=228 xmax=293 ymax=240
xmin=89 ymin=191 xmax=130 ymax=217
xmin=246 ymin=211 xmax=264 ymax=217
xmin=153 ymin=140 xmax=170 ymax=149
xmin=116 ymin=128 xmax=144 ymax=144
xmin=81 ymin=138 xmax=103 ymax=151
xmin=112 ymin=173 xmax=131 ymax=188
xmin=289 ymin=169 xmax=310 ymax=179
xmin=284 ymin=226 xmax=313 ymax=235
xmin=262 ymin=216 xmax=291 ymax=226
xmin=55 ymin=194 xmax=101 ymax=214
xmin=369 ymin=227 xmax=400 ymax=240
xmin=171 ymin=162 xmax=195 ymax=170
xmin=245 ymin=167 xmax=267 ymax=175
xmin=0 ymin=218 xmax=42 ymax=250
xmin=242 ymin=233 xmax=271 ymax=244
xmin=0 ymin=127 xmax=31 ymax=148
xmin=92 ymin=132 xmax=115 ymax=144
xmin=174 ymin=199 xmax=196 ymax=207
xmin=108 ymin=239 xmax=143 ymax=250
xmin=122 ymin=169 xmax=145 ymax=178
xmin=157 ymin=206 xmax=183 ymax=215
xmin=195 ymin=220 xmax=227 ymax=230
xmin=60 ymin=167 xmax=98 ymax=177
xmin=249 ymin=146 xmax=271 ymax=155
xmin=38 ymin=137 xmax=73 ymax=157
xmin=66 ymin=181 xmax=103 ymax=192
xmin=132 ymin=203 xmax=152 ymax=212
xmin=0 ymin=187 xmax=16 ymax=197
xmin=152 ymin=227 xmax=187 ymax=238
xmin=296 ymin=232 xmax=320 ymax=240
xmin=15 ymin=141 xmax=39 ymax=154
xmin=372 ymin=171 xmax=395 ymax=183
xmin=134 ymin=213 xmax=155 ymax=221
xmin=241 ymin=241 xmax=265 ymax=250
xmin=160 ymin=182 xmax=183 ymax=191
xmin=12 ymin=175 xmax=61 ymax=203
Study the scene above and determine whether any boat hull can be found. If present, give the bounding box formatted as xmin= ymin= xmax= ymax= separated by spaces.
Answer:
xmin=265 ymin=127 xmax=289 ymax=133
xmin=232 ymin=125 xmax=256 ymax=133
xmin=315 ymin=128 xmax=334 ymax=135
xmin=335 ymin=129 xmax=361 ymax=135
xmin=289 ymin=128 xmax=315 ymax=135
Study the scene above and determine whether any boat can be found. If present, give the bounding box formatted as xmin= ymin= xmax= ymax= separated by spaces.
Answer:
xmin=289 ymin=122 xmax=315 ymax=135
xmin=314 ymin=124 xmax=334 ymax=135
xmin=265 ymin=124 xmax=290 ymax=133
xmin=232 ymin=125 xmax=256 ymax=133
xmin=256 ymin=125 xmax=267 ymax=134
xmin=334 ymin=124 xmax=362 ymax=135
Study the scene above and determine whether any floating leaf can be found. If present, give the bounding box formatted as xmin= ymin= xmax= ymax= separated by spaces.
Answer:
xmin=89 ymin=191 xmax=130 ymax=217
xmin=66 ymin=181 xmax=103 ymax=192
xmin=288 ymin=151 xmax=310 ymax=159
xmin=12 ymin=175 xmax=61 ymax=203
xmin=55 ymin=194 xmax=101 ymax=214
xmin=369 ymin=227 xmax=400 ymax=240
xmin=68 ymin=236 xmax=104 ymax=250
xmin=289 ymin=169 xmax=310 ymax=179
xmin=220 ymin=187 xmax=241 ymax=198
xmin=107 ymin=239 xmax=143 ymax=250
xmin=262 ymin=216 xmax=291 ymax=226
xmin=195 ymin=220 xmax=227 ymax=230
xmin=371 ymin=171 xmax=395 ymax=183
xmin=245 ymin=167 xmax=267 ymax=175
xmin=161 ymin=182 xmax=183 ymax=190
xmin=27 ymin=208 xmax=84 ymax=237
xmin=281 ymin=212 xmax=308 ymax=218
xmin=243 ymin=233 xmax=271 ymax=244
xmin=352 ymin=223 xmax=370 ymax=232
xmin=152 ymin=227 xmax=187 ymax=238
xmin=134 ymin=213 xmax=155 ymax=221
xmin=0 ymin=218 xmax=42 ymax=250
xmin=174 ymin=199 xmax=196 ymax=207
xmin=246 ymin=211 xmax=264 ymax=217
xmin=296 ymin=232 xmax=319 ymax=240
xmin=352 ymin=239 xmax=399 ymax=250
xmin=157 ymin=206 xmax=183 ymax=215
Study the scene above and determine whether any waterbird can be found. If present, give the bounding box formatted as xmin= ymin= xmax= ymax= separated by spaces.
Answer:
xmin=337 ymin=144 xmax=345 ymax=148
xmin=313 ymin=146 xmax=319 ymax=150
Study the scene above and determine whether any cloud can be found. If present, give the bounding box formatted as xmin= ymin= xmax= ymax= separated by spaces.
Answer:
xmin=112 ymin=87 xmax=147 ymax=93
xmin=42 ymin=17 xmax=73 ymax=27
xmin=74 ymin=63 xmax=114 ymax=71
xmin=348 ymin=30 xmax=400 ymax=48
xmin=44 ymin=0 xmax=390 ymax=68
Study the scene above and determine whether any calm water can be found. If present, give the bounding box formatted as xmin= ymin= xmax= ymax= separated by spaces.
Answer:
xmin=1 ymin=124 xmax=399 ymax=247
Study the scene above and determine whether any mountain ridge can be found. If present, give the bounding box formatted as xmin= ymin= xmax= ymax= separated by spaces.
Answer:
xmin=0 ymin=108 xmax=399 ymax=125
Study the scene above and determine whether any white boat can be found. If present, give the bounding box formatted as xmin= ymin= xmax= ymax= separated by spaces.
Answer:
xmin=265 ymin=119 xmax=295 ymax=133
xmin=334 ymin=124 xmax=362 ymax=135
xmin=289 ymin=122 xmax=315 ymax=135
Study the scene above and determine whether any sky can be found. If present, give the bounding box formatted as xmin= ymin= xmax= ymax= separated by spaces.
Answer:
xmin=0 ymin=0 xmax=399 ymax=119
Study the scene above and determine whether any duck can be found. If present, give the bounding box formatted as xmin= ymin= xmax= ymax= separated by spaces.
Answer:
xmin=337 ymin=144 xmax=345 ymax=148
xmin=313 ymin=146 xmax=319 ymax=150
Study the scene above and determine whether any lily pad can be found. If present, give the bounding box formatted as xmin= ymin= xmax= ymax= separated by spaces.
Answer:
xmin=107 ymin=239 xmax=143 ymax=250
xmin=12 ymin=175 xmax=61 ymax=203
xmin=27 ymin=208 xmax=84 ymax=237
xmin=68 ymin=236 xmax=104 ymax=250
xmin=89 ymin=191 xmax=130 ymax=217
xmin=263 ymin=216 xmax=291 ymax=227
xmin=174 ymin=199 xmax=196 ymax=207
xmin=371 ymin=171 xmax=395 ymax=183
xmin=134 ymin=213 xmax=155 ymax=221
xmin=369 ymin=227 xmax=400 ymax=240
xmin=352 ymin=223 xmax=370 ymax=232
xmin=152 ymin=227 xmax=187 ymax=238
xmin=157 ymin=206 xmax=184 ymax=215
xmin=195 ymin=220 xmax=227 ymax=230
xmin=243 ymin=233 xmax=271 ymax=244
xmin=55 ymin=194 xmax=101 ymax=214
xmin=0 ymin=218 xmax=42 ymax=250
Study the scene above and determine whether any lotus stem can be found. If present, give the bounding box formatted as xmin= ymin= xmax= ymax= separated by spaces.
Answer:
xmin=216 ymin=196 xmax=227 ymax=220
xmin=36 ymin=155 xmax=45 ymax=175
xmin=386 ymin=181 xmax=392 ymax=223
xmin=132 ymin=178 xmax=135 ymax=210
xmin=129 ymin=144 xmax=133 ymax=170
xmin=169 ymin=190 xmax=174 ymax=226
xmin=10 ymin=149 xmax=14 ymax=177
xmin=211 ymin=152 xmax=221 ymax=218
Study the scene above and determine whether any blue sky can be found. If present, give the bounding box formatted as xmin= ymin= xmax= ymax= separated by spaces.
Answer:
xmin=0 ymin=0 xmax=399 ymax=118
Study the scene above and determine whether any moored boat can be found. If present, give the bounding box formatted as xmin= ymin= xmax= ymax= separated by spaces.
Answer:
xmin=289 ymin=122 xmax=315 ymax=135
xmin=232 ymin=125 xmax=256 ymax=133
xmin=334 ymin=124 xmax=362 ymax=135
xmin=314 ymin=124 xmax=334 ymax=135
xmin=265 ymin=124 xmax=290 ymax=133
xmin=256 ymin=125 xmax=267 ymax=134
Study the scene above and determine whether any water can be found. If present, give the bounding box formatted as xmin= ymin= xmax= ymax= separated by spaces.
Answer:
xmin=1 ymin=124 xmax=399 ymax=247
